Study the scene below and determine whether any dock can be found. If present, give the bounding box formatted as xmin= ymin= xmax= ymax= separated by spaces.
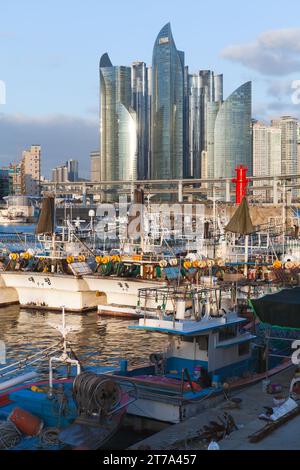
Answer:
xmin=129 ymin=366 xmax=298 ymax=450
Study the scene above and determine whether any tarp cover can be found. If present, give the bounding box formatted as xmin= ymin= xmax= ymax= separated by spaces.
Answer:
xmin=225 ymin=197 xmax=254 ymax=235
xmin=251 ymin=288 xmax=300 ymax=329
xmin=36 ymin=197 xmax=55 ymax=234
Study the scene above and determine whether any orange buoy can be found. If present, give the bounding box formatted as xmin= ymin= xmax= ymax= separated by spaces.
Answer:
xmin=9 ymin=407 xmax=43 ymax=436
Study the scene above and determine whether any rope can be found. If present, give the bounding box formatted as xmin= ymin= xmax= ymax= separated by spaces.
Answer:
xmin=39 ymin=427 xmax=61 ymax=447
xmin=0 ymin=421 xmax=22 ymax=449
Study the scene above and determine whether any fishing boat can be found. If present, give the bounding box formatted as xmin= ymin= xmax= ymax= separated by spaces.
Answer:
xmin=0 ymin=309 xmax=136 ymax=450
xmin=97 ymin=285 xmax=294 ymax=424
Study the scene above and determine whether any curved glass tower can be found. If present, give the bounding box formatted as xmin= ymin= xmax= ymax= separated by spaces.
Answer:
xmin=214 ymin=81 xmax=252 ymax=178
xmin=100 ymin=53 xmax=137 ymax=182
xmin=151 ymin=23 xmax=184 ymax=180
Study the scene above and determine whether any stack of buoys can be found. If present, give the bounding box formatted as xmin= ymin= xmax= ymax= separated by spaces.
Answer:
xmin=9 ymin=253 xmax=19 ymax=261
xmin=159 ymin=260 xmax=168 ymax=269
xmin=285 ymin=261 xmax=294 ymax=270
xmin=183 ymin=260 xmax=192 ymax=270
xmin=20 ymin=252 xmax=32 ymax=260
xmin=111 ymin=255 xmax=121 ymax=263
xmin=169 ymin=258 xmax=178 ymax=267
xmin=273 ymin=260 xmax=282 ymax=270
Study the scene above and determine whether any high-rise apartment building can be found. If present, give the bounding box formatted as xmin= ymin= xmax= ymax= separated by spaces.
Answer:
xmin=21 ymin=145 xmax=41 ymax=196
xmin=151 ymin=23 xmax=184 ymax=180
xmin=279 ymin=116 xmax=298 ymax=175
xmin=100 ymin=53 xmax=137 ymax=183
xmin=90 ymin=151 xmax=101 ymax=182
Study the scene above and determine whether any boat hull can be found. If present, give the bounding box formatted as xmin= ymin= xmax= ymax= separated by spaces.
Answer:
xmin=0 ymin=276 xmax=19 ymax=307
xmin=1 ymin=272 xmax=103 ymax=313
xmin=84 ymin=276 xmax=168 ymax=316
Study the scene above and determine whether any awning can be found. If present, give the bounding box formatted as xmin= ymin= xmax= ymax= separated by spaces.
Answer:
xmin=251 ymin=288 xmax=300 ymax=330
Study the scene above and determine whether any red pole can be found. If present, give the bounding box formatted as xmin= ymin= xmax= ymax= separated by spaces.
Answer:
xmin=232 ymin=165 xmax=250 ymax=204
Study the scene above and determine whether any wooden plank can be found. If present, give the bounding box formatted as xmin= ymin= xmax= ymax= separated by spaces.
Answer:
xmin=248 ymin=406 xmax=300 ymax=443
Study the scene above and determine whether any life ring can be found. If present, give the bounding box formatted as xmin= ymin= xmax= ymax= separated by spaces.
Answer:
xmin=66 ymin=256 xmax=74 ymax=264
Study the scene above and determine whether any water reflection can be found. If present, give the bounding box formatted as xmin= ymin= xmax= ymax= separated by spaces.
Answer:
xmin=0 ymin=305 xmax=167 ymax=369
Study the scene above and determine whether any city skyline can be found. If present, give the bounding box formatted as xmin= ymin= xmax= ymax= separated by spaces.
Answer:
xmin=1 ymin=0 xmax=300 ymax=176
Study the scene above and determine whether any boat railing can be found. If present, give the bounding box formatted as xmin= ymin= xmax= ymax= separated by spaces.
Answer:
xmin=137 ymin=285 xmax=225 ymax=322
xmin=0 ymin=341 xmax=62 ymax=379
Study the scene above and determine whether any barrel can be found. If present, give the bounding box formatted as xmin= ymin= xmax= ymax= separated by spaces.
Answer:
xmin=10 ymin=407 xmax=43 ymax=436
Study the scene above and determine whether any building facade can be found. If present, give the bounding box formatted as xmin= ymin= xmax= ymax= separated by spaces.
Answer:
xmin=100 ymin=53 xmax=137 ymax=182
xmin=90 ymin=151 xmax=101 ymax=182
xmin=151 ymin=23 xmax=184 ymax=180
xmin=131 ymin=61 xmax=150 ymax=180
xmin=21 ymin=145 xmax=41 ymax=196
xmin=213 ymin=82 xmax=252 ymax=179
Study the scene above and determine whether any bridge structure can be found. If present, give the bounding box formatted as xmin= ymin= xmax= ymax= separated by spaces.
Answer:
xmin=41 ymin=174 xmax=300 ymax=206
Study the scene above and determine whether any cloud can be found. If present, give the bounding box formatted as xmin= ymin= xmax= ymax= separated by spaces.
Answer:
xmin=221 ymin=28 xmax=300 ymax=76
xmin=0 ymin=113 xmax=99 ymax=178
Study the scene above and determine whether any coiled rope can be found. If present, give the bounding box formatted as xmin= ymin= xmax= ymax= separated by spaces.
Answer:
xmin=0 ymin=421 xmax=22 ymax=449
xmin=73 ymin=372 xmax=121 ymax=417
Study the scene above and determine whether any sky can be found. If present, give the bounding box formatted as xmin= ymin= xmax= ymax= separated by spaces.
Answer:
xmin=1 ymin=0 xmax=300 ymax=178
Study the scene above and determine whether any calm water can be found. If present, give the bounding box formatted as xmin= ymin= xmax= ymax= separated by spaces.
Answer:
xmin=0 ymin=305 xmax=167 ymax=370
xmin=0 ymin=223 xmax=167 ymax=371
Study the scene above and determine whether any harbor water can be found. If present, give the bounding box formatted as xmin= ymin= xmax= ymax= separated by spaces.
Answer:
xmin=0 ymin=305 xmax=167 ymax=370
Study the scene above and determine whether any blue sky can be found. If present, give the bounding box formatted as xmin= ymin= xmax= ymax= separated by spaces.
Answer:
xmin=1 ymin=0 xmax=300 ymax=177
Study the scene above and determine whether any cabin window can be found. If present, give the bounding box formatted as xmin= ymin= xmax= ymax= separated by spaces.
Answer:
xmin=238 ymin=342 xmax=250 ymax=356
xmin=218 ymin=325 xmax=237 ymax=342
xmin=182 ymin=336 xmax=194 ymax=343
xmin=197 ymin=335 xmax=209 ymax=351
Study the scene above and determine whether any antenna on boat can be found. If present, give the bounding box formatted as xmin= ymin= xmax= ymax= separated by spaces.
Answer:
xmin=48 ymin=306 xmax=81 ymax=395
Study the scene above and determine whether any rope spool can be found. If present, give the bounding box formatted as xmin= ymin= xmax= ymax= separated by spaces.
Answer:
xmin=73 ymin=372 xmax=121 ymax=416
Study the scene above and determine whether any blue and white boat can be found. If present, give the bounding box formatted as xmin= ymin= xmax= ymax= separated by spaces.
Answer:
xmin=0 ymin=309 xmax=136 ymax=450
xmin=106 ymin=286 xmax=291 ymax=424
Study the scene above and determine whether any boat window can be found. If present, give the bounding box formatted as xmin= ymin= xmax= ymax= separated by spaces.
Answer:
xmin=197 ymin=335 xmax=208 ymax=351
xmin=181 ymin=336 xmax=194 ymax=343
xmin=238 ymin=342 xmax=250 ymax=356
xmin=218 ymin=325 xmax=237 ymax=342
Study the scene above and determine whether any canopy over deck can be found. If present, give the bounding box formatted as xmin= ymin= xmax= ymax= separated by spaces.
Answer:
xmin=251 ymin=288 xmax=300 ymax=330
xmin=129 ymin=315 xmax=247 ymax=336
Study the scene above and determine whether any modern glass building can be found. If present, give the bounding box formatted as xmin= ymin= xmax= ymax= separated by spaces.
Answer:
xmin=214 ymin=81 xmax=252 ymax=178
xmin=100 ymin=53 xmax=137 ymax=182
xmin=131 ymin=61 xmax=149 ymax=180
xmin=189 ymin=70 xmax=224 ymax=179
xmin=151 ymin=23 xmax=184 ymax=180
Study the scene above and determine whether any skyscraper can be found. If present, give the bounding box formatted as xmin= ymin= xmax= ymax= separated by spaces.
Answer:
xmin=66 ymin=159 xmax=79 ymax=182
xmin=189 ymin=70 xmax=223 ymax=179
xmin=131 ymin=61 xmax=149 ymax=179
xmin=100 ymin=53 xmax=137 ymax=182
xmin=213 ymin=82 xmax=252 ymax=178
xmin=151 ymin=23 xmax=184 ymax=180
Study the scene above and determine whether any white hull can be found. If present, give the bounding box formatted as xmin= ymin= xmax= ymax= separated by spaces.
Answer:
xmin=0 ymin=276 xmax=19 ymax=307
xmin=128 ymin=399 xmax=181 ymax=424
xmin=1 ymin=272 xmax=103 ymax=312
xmin=84 ymin=276 xmax=168 ymax=311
